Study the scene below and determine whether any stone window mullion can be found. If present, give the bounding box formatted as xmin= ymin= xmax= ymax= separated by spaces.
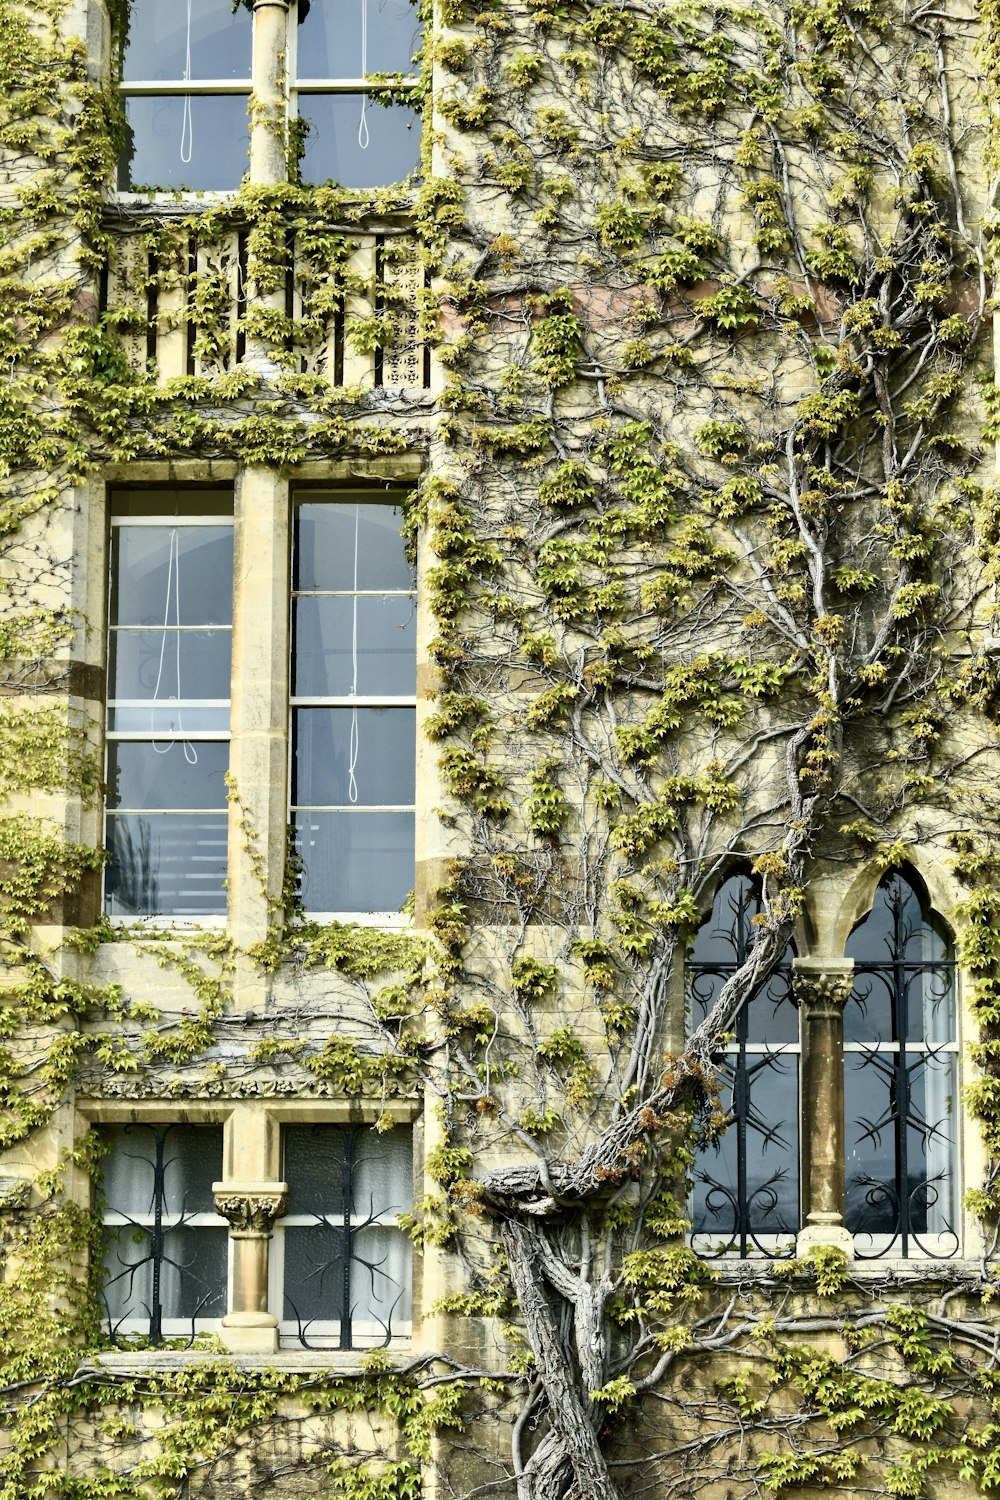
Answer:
xmin=794 ymin=957 xmax=854 ymax=1256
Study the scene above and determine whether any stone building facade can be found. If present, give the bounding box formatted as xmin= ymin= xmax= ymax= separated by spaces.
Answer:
xmin=2 ymin=0 xmax=1000 ymax=1497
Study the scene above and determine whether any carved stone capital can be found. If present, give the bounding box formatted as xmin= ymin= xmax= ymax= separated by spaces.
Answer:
xmin=212 ymin=1181 xmax=288 ymax=1236
xmin=792 ymin=958 xmax=854 ymax=1015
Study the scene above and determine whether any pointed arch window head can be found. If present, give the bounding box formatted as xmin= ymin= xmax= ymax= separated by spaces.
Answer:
xmin=844 ymin=867 xmax=959 ymax=1259
xmin=688 ymin=871 xmax=799 ymax=1258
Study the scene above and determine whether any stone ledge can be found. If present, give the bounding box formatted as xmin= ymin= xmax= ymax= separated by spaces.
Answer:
xmin=88 ymin=1344 xmax=415 ymax=1375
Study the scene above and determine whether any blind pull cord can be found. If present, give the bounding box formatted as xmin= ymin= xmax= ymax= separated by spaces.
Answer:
xmin=358 ymin=0 xmax=370 ymax=150
xmin=152 ymin=529 xmax=197 ymax=764
xmin=180 ymin=0 xmax=194 ymax=165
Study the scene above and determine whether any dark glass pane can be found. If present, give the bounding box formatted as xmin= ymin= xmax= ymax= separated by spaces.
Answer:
xmin=691 ymin=1051 xmax=798 ymax=1248
xmin=299 ymin=97 xmax=420 ymax=188
xmin=162 ymin=1226 xmax=228 ymax=1319
xmin=351 ymin=1129 xmax=412 ymax=1219
xmin=904 ymin=964 xmax=955 ymax=1046
xmin=120 ymin=95 xmax=250 ymax=191
xmin=284 ymin=1125 xmax=347 ymax=1217
xmin=905 ymin=1051 xmax=958 ymax=1235
xmin=109 ymin=628 xmax=232 ymax=712
xmin=293 ymin=596 xmax=415 ymax=697
xmin=292 ymin=708 xmax=414 ymax=806
xmin=843 ymin=968 xmax=895 ymax=1045
xmin=293 ymin=810 xmax=413 ymax=913
xmin=844 ymin=1053 xmax=898 ymax=1236
xmin=297 ymin=0 xmax=420 ymax=77
xmin=161 ymin=1126 xmax=224 ymax=1215
xmin=111 ymin=525 xmax=233 ymax=629
xmin=122 ymin=0 xmax=251 ymax=79
xmin=350 ymin=1227 xmax=411 ymax=1330
xmin=102 ymin=1223 xmax=156 ymax=1324
xmin=294 ymin=501 xmax=411 ymax=592
xmin=687 ymin=873 xmax=796 ymax=1043
xmin=106 ymin=813 xmax=228 ymax=917
xmin=107 ymin=741 xmax=229 ymax=812
xmin=284 ymin=1224 xmax=346 ymax=1325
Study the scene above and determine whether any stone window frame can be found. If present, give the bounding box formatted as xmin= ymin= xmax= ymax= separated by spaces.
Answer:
xmin=91 ymin=456 xmax=426 ymax=945
xmin=78 ymin=1097 xmax=423 ymax=1356
xmin=685 ymin=857 xmax=980 ymax=1267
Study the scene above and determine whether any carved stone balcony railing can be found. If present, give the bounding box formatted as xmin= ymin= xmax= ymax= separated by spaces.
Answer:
xmin=101 ymin=222 xmax=429 ymax=390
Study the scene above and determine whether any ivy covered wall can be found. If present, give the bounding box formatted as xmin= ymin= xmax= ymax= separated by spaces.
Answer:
xmin=3 ymin=0 xmax=1000 ymax=1497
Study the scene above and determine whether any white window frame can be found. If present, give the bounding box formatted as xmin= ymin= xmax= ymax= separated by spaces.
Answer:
xmin=289 ymin=494 xmax=416 ymax=923
xmin=105 ymin=504 xmax=234 ymax=923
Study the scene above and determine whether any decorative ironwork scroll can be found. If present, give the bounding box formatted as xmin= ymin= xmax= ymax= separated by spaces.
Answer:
xmin=844 ymin=869 xmax=959 ymax=1259
xmin=688 ymin=873 xmax=798 ymax=1257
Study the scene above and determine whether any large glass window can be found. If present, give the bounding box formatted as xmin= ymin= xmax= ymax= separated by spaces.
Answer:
xmin=116 ymin=0 xmax=421 ymax=192
xmin=688 ymin=872 xmax=799 ymax=1257
xmin=99 ymin=1123 xmax=228 ymax=1344
xmin=290 ymin=494 xmax=416 ymax=916
xmin=106 ymin=490 xmax=232 ymax=918
xmin=117 ymin=0 xmax=252 ymax=191
xmin=274 ymin=1123 xmax=412 ymax=1349
xmin=844 ymin=868 xmax=960 ymax=1258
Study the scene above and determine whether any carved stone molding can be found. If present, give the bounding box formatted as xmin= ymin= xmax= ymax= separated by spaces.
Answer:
xmin=792 ymin=958 xmax=855 ymax=1015
xmin=212 ymin=1181 xmax=288 ymax=1236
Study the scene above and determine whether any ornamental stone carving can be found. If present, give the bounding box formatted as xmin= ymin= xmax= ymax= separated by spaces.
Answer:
xmin=212 ymin=1182 xmax=288 ymax=1236
xmin=792 ymin=958 xmax=855 ymax=1015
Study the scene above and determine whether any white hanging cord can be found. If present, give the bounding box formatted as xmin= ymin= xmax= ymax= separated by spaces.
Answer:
xmin=180 ymin=0 xmax=194 ymax=165
xmin=358 ymin=0 xmax=370 ymax=150
xmin=152 ymin=529 xmax=197 ymax=764
xmin=348 ymin=504 xmax=360 ymax=803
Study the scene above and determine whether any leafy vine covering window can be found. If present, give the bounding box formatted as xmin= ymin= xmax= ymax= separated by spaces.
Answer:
xmin=844 ymin=868 xmax=960 ymax=1258
xmin=116 ymin=0 xmax=421 ymax=192
xmin=688 ymin=872 xmax=799 ymax=1257
xmin=274 ymin=1124 xmax=412 ymax=1349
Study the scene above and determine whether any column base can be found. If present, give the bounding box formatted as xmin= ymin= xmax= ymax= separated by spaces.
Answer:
xmin=219 ymin=1312 xmax=280 ymax=1354
xmin=796 ymin=1219 xmax=854 ymax=1258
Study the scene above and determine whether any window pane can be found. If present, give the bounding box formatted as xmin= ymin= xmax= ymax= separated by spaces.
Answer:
xmin=100 ymin=1125 xmax=159 ymax=1216
xmin=111 ymin=526 xmax=233 ymax=629
xmin=284 ymin=1224 xmax=345 ymax=1326
xmin=297 ymin=0 xmax=420 ymax=77
xmin=350 ymin=1227 xmax=411 ymax=1330
xmin=109 ymin=629 xmax=232 ymax=711
xmin=691 ymin=1052 xmax=798 ymax=1247
xmin=294 ymin=502 xmax=411 ymax=592
xmin=101 ymin=1225 xmax=227 ymax=1324
xmin=107 ymin=741 xmax=229 ymax=812
xmin=292 ymin=708 xmax=414 ymax=806
xmin=122 ymin=0 xmax=251 ymax=80
xmin=284 ymin=1125 xmax=347 ymax=1217
xmin=843 ymin=968 xmax=895 ymax=1044
xmin=161 ymin=1126 xmax=224 ymax=1215
xmin=299 ymin=97 xmax=420 ymax=188
xmin=294 ymin=810 xmax=413 ymax=912
xmin=99 ymin=1125 xmax=223 ymax=1217
xmin=352 ymin=1129 xmax=411 ymax=1219
xmin=120 ymin=95 xmax=250 ymax=191
xmin=106 ymin=813 xmax=228 ymax=917
xmin=293 ymin=596 xmax=415 ymax=697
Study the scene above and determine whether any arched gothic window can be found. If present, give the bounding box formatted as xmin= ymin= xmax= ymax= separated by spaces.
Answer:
xmin=688 ymin=872 xmax=798 ymax=1256
xmin=844 ymin=868 xmax=959 ymax=1258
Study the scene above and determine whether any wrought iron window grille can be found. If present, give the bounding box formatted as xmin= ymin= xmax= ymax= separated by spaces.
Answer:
xmin=845 ymin=870 xmax=960 ymax=1260
xmin=99 ymin=1123 xmax=227 ymax=1347
xmin=278 ymin=1124 xmax=411 ymax=1351
xmin=688 ymin=873 xmax=799 ymax=1259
